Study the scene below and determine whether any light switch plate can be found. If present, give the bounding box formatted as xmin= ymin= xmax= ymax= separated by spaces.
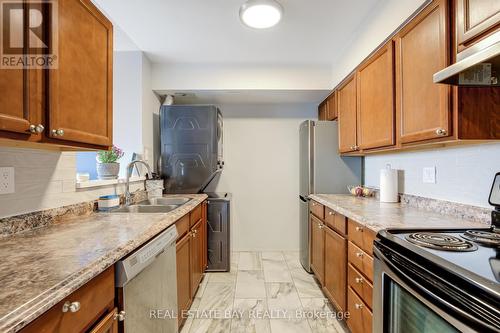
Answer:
xmin=0 ymin=167 xmax=15 ymax=194
xmin=423 ymin=167 xmax=436 ymax=184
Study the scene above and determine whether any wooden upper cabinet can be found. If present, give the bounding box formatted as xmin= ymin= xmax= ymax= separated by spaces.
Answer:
xmin=318 ymin=102 xmax=327 ymax=120
xmin=48 ymin=0 xmax=113 ymax=146
xmin=456 ymin=0 xmax=500 ymax=51
xmin=338 ymin=75 xmax=358 ymax=153
xmin=395 ymin=0 xmax=451 ymax=144
xmin=326 ymin=93 xmax=337 ymax=120
xmin=0 ymin=68 xmax=43 ymax=139
xmin=357 ymin=41 xmax=395 ymax=150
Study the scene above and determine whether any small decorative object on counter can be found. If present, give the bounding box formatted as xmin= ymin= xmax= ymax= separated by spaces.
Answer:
xmin=96 ymin=145 xmax=124 ymax=180
xmin=380 ymin=164 xmax=399 ymax=203
xmin=348 ymin=185 xmax=374 ymax=197
xmin=97 ymin=195 xmax=120 ymax=211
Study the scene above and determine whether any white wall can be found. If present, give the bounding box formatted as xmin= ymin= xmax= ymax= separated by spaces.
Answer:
xmin=365 ymin=143 xmax=500 ymax=208
xmin=330 ymin=0 xmax=427 ymax=87
xmin=0 ymin=148 xmax=144 ymax=218
xmin=205 ymin=104 xmax=317 ymax=251
xmin=152 ymin=64 xmax=332 ymax=91
xmin=113 ymin=51 xmax=143 ymax=177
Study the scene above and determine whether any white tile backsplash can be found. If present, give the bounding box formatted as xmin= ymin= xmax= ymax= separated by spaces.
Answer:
xmin=0 ymin=147 xmax=145 ymax=218
xmin=365 ymin=143 xmax=500 ymax=208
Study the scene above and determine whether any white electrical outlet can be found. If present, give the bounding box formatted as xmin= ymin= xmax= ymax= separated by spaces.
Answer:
xmin=423 ymin=167 xmax=436 ymax=184
xmin=0 ymin=167 xmax=15 ymax=194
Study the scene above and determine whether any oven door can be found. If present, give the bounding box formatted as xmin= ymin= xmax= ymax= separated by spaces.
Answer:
xmin=373 ymin=242 xmax=498 ymax=333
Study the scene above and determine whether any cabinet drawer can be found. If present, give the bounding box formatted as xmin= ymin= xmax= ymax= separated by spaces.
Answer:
xmin=348 ymin=263 xmax=373 ymax=309
xmin=325 ymin=208 xmax=347 ymax=235
xmin=310 ymin=200 xmax=324 ymax=219
xmin=347 ymin=219 xmax=376 ymax=255
xmin=21 ymin=267 xmax=115 ymax=333
xmin=190 ymin=204 xmax=202 ymax=227
xmin=348 ymin=242 xmax=373 ymax=282
xmin=347 ymin=287 xmax=373 ymax=333
xmin=176 ymin=214 xmax=190 ymax=239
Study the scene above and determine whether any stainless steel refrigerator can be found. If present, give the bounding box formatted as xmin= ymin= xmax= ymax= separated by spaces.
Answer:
xmin=159 ymin=105 xmax=223 ymax=193
xmin=299 ymin=120 xmax=362 ymax=272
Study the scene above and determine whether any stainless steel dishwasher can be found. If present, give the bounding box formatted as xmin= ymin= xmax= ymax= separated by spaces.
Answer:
xmin=116 ymin=225 xmax=178 ymax=333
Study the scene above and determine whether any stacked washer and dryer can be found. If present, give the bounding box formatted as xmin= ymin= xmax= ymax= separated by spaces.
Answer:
xmin=159 ymin=104 xmax=231 ymax=272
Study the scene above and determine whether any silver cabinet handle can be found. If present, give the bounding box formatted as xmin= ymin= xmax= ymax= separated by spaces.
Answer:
xmin=355 ymin=277 xmax=364 ymax=284
xmin=435 ymin=128 xmax=447 ymax=136
xmin=355 ymin=252 xmax=364 ymax=258
xmin=29 ymin=124 xmax=44 ymax=134
xmin=353 ymin=145 xmax=360 ymax=151
xmin=114 ymin=310 xmax=126 ymax=321
xmin=328 ymin=211 xmax=334 ymax=216
xmin=62 ymin=301 xmax=80 ymax=313
xmin=52 ymin=129 xmax=64 ymax=136
xmin=355 ymin=226 xmax=363 ymax=232
xmin=355 ymin=303 xmax=364 ymax=310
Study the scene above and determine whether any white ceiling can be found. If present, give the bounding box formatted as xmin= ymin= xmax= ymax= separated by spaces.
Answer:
xmin=94 ymin=0 xmax=380 ymax=66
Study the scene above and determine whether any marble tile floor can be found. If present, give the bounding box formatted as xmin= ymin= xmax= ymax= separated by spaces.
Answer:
xmin=181 ymin=251 xmax=349 ymax=333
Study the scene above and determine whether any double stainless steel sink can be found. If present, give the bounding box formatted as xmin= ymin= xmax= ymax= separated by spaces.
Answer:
xmin=111 ymin=197 xmax=192 ymax=213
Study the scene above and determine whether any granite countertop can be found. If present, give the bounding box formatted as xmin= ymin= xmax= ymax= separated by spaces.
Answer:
xmin=0 ymin=194 xmax=207 ymax=333
xmin=309 ymin=194 xmax=488 ymax=233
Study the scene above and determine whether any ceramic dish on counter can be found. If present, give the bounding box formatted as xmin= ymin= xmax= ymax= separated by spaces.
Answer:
xmin=348 ymin=185 xmax=374 ymax=197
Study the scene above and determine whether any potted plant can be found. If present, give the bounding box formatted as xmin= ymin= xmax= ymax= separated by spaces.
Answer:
xmin=96 ymin=145 xmax=124 ymax=180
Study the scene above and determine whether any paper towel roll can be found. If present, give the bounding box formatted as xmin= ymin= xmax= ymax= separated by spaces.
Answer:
xmin=380 ymin=164 xmax=398 ymax=203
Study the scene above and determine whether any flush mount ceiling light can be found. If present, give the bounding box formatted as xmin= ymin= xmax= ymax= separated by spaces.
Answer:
xmin=239 ymin=0 xmax=283 ymax=29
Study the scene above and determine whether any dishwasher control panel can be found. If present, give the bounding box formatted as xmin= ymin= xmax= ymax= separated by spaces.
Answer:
xmin=115 ymin=225 xmax=178 ymax=287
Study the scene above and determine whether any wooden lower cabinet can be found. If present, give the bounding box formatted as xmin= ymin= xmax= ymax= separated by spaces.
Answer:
xmin=88 ymin=308 xmax=118 ymax=333
xmin=190 ymin=220 xmax=204 ymax=294
xmin=310 ymin=215 xmax=325 ymax=285
xmin=323 ymin=226 xmax=347 ymax=311
xmin=176 ymin=202 xmax=208 ymax=329
xmin=176 ymin=232 xmax=192 ymax=326
xmin=20 ymin=267 xmax=115 ymax=333
xmin=347 ymin=287 xmax=373 ymax=333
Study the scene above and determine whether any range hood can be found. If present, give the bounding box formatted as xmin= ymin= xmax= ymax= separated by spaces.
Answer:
xmin=434 ymin=32 xmax=499 ymax=86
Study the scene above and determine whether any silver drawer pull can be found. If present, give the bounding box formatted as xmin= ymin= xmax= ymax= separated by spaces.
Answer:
xmin=355 ymin=252 xmax=364 ymax=258
xmin=328 ymin=211 xmax=334 ymax=216
xmin=355 ymin=303 xmax=364 ymax=310
xmin=435 ymin=128 xmax=447 ymax=136
xmin=62 ymin=301 xmax=80 ymax=313
xmin=355 ymin=277 xmax=364 ymax=284
xmin=114 ymin=310 xmax=126 ymax=321
xmin=355 ymin=226 xmax=363 ymax=232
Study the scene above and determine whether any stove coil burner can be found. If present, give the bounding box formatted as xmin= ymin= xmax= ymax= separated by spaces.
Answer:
xmin=406 ymin=232 xmax=478 ymax=252
xmin=462 ymin=230 xmax=500 ymax=247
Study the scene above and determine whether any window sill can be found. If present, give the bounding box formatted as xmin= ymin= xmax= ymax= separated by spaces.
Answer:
xmin=76 ymin=176 xmax=146 ymax=189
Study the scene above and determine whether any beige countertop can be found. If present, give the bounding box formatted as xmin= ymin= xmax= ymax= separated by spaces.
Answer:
xmin=309 ymin=194 xmax=488 ymax=233
xmin=0 ymin=194 xmax=207 ymax=333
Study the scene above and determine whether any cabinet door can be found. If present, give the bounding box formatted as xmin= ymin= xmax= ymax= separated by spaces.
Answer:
xmin=48 ymin=0 xmax=113 ymax=146
xmin=176 ymin=233 xmax=191 ymax=327
xmin=357 ymin=42 xmax=395 ymax=150
xmin=324 ymin=227 xmax=347 ymax=311
xmin=88 ymin=309 xmax=118 ymax=333
xmin=457 ymin=0 xmax=500 ymax=50
xmin=190 ymin=220 xmax=203 ymax=295
xmin=395 ymin=0 xmax=451 ymax=144
xmin=326 ymin=93 xmax=337 ymax=120
xmin=201 ymin=201 xmax=208 ymax=271
xmin=337 ymin=75 xmax=358 ymax=153
xmin=310 ymin=215 xmax=325 ymax=285
xmin=318 ymin=103 xmax=327 ymax=120
xmin=0 ymin=68 xmax=42 ymax=139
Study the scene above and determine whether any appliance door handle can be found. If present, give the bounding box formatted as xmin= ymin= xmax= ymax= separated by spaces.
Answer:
xmin=373 ymin=245 xmax=497 ymax=332
xmin=299 ymin=195 xmax=309 ymax=203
